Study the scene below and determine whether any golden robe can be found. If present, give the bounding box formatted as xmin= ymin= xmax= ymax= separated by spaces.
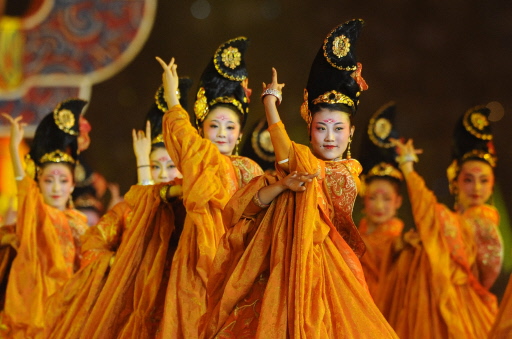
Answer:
xmin=159 ymin=105 xmax=264 ymax=338
xmin=45 ymin=182 xmax=186 ymax=339
xmin=358 ymin=217 xmax=404 ymax=299
xmin=376 ymin=171 xmax=502 ymax=339
xmin=201 ymin=121 xmax=398 ymax=339
xmin=1 ymin=176 xmax=88 ymax=338
xmin=489 ymin=274 xmax=512 ymax=339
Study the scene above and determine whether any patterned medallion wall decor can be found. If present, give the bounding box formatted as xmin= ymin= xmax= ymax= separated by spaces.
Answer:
xmin=0 ymin=0 xmax=156 ymax=136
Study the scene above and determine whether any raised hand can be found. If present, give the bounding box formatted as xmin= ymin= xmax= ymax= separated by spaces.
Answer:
xmin=132 ymin=120 xmax=152 ymax=162
xmin=155 ymin=57 xmax=179 ymax=108
xmin=1 ymin=113 xmax=27 ymax=179
xmin=261 ymin=67 xmax=285 ymax=106
xmin=390 ymin=138 xmax=423 ymax=174
xmin=1 ymin=113 xmax=26 ymax=149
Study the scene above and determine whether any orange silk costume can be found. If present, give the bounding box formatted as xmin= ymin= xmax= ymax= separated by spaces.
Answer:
xmin=201 ymin=121 xmax=398 ymax=339
xmin=158 ymin=105 xmax=263 ymax=338
xmin=358 ymin=217 xmax=404 ymax=299
xmin=0 ymin=176 xmax=88 ymax=338
xmin=488 ymin=274 xmax=512 ymax=338
xmin=45 ymin=182 xmax=186 ymax=339
xmin=376 ymin=171 xmax=502 ymax=339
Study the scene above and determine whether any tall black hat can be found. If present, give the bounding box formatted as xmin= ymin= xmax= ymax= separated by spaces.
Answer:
xmin=193 ymin=37 xmax=250 ymax=127
xmin=359 ymin=102 xmax=403 ymax=193
xmin=447 ymin=105 xmax=497 ymax=185
xmin=148 ymin=77 xmax=193 ymax=146
xmin=301 ymin=19 xmax=367 ymax=129
xmin=26 ymin=98 xmax=88 ymax=178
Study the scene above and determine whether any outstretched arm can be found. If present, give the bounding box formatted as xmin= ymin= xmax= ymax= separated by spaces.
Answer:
xmin=262 ymin=68 xmax=291 ymax=171
xmin=2 ymin=113 xmax=26 ymax=180
xmin=132 ymin=120 xmax=153 ymax=184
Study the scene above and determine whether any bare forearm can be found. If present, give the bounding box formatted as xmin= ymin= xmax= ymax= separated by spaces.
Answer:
xmin=9 ymin=144 xmax=24 ymax=179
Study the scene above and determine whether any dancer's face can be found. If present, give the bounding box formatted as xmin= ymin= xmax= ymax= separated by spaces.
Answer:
xmin=150 ymin=147 xmax=182 ymax=183
xmin=203 ymin=107 xmax=242 ymax=155
xmin=364 ymin=178 xmax=402 ymax=226
xmin=38 ymin=163 xmax=74 ymax=211
xmin=455 ymin=160 xmax=494 ymax=210
xmin=310 ymin=109 xmax=354 ymax=161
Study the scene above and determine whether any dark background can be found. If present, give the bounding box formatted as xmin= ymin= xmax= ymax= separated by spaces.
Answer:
xmin=50 ymin=0 xmax=512 ymax=296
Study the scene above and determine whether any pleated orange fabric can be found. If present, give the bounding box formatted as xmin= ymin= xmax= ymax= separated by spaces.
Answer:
xmin=0 ymin=176 xmax=87 ymax=338
xmin=159 ymin=105 xmax=263 ymax=339
xmin=45 ymin=182 xmax=185 ymax=339
xmin=489 ymin=274 xmax=512 ymax=339
xmin=376 ymin=171 xmax=502 ymax=339
xmin=44 ymin=200 xmax=132 ymax=338
xmin=80 ymin=183 xmax=185 ymax=339
xmin=358 ymin=217 xmax=403 ymax=299
xmin=201 ymin=123 xmax=398 ymax=338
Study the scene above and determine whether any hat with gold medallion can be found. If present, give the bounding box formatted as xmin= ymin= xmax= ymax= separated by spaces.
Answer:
xmin=446 ymin=104 xmax=497 ymax=189
xmin=26 ymin=98 xmax=88 ymax=179
xmin=359 ymin=101 xmax=403 ymax=196
xmin=194 ymin=36 xmax=250 ymax=128
xmin=301 ymin=19 xmax=368 ymax=132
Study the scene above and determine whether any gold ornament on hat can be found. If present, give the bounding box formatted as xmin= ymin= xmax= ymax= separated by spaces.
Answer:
xmin=367 ymin=162 xmax=403 ymax=181
xmin=312 ymin=90 xmax=355 ymax=107
xmin=194 ymin=87 xmax=209 ymax=123
xmin=152 ymin=134 xmax=164 ymax=145
xmin=332 ymin=35 xmax=350 ymax=58
xmin=221 ymin=46 xmax=241 ymax=69
xmin=53 ymin=108 xmax=77 ymax=136
xmin=194 ymin=87 xmax=246 ymax=125
xmin=462 ymin=107 xmax=493 ymax=141
xmin=300 ymin=89 xmax=312 ymax=132
xmin=213 ymin=37 xmax=248 ymax=81
xmin=39 ymin=150 xmax=75 ymax=165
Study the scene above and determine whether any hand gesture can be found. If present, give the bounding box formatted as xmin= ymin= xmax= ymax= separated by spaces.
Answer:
xmin=262 ymin=67 xmax=285 ymax=105
xmin=280 ymin=171 xmax=319 ymax=192
xmin=391 ymin=138 xmax=423 ymax=160
xmin=1 ymin=113 xmax=26 ymax=149
xmin=132 ymin=121 xmax=152 ymax=163
xmin=155 ymin=57 xmax=179 ymax=108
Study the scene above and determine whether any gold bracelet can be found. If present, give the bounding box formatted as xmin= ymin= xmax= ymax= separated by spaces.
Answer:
xmin=252 ymin=191 xmax=270 ymax=209
xmin=159 ymin=185 xmax=172 ymax=203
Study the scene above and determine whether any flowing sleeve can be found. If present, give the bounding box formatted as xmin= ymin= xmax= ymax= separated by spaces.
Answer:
xmin=80 ymin=201 xmax=132 ymax=269
xmin=3 ymin=176 xmax=72 ymax=336
xmin=163 ymin=104 xmax=232 ymax=211
xmin=267 ymin=120 xmax=293 ymax=170
xmin=464 ymin=205 xmax=502 ymax=289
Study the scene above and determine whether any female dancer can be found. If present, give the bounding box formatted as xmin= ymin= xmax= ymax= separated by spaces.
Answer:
xmin=0 ymin=99 xmax=90 ymax=337
xmin=357 ymin=102 xmax=404 ymax=299
xmin=156 ymin=36 xmax=263 ymax=338
xmin=200 ymin=19 xmax=398 ymax=338
xmin=45 ymin=79 xmax=191 ymax=339
xmin=382 ymin=105 xmax=503 ymax=338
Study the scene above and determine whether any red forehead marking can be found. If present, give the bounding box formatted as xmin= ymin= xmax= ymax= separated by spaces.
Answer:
xmin=216 ymin=114 xmax=229 ymax=121
xmin=49 ymin=169 xmax=66 ymax=176
xmin=322 ymin=119 xmax=337 ymax=123
xmin=157 ymin=156 xmax=171 ymax=162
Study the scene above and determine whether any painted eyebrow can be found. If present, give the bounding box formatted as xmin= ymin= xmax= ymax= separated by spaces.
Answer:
xmin=211 ymin=119 xmax=236 ymax=124
xmin=315 ymin=121 xmax=345 ymax=125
